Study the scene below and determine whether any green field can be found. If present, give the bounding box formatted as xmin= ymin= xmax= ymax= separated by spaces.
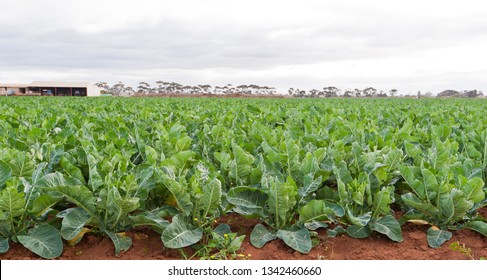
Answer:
xmin=0 ymin=97 xmax=486 ymax=258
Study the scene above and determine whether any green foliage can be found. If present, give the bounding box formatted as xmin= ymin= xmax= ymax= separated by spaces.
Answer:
xmin=1 ymin=96 xmax=487 ymax=259
xmin=449 ymin=241 xmax=479 ymax=260
xmin=17 ymin=224 xmax=63 ymax=259
xmin=192 ymin=223 xmax=246 ymax=260
xmin=161 ymin=214 xmax=203 ymax=248
xmin=398 ymin=140 xmax=486 ymax=247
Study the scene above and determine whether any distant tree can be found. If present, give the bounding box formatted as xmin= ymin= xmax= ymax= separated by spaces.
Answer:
xmin=95 ymin=81 xmax=109 ymax=89
xmin=199 ymin=85 xmax=213 ymax=94
xmin=417 ymin=90 xmax=421 ymax=99
xmin=463 ymin=89 xmax=479 ymax=98
xmin=125 ymin=87 xmax=135 ymax=95
xmin=389 ymin=89 xmax=398 ymax=97
xmin=363 ymin=87 xmax=377 ymax=97
xmin=237 ymin=85 xmax=247 ymax=94
xmin=437 ymin=89 xmax=460 ymax=97
xmin=309 ymin=89 xmax=319 ymax=97
xmin=322 ymin=86 xmax=340 ymax=98
xmin=353 ymin=88 xmax=362 ymax=97
xmin=343 ymin=89 xmax=353 ymax=97
xmin=111 ymin=81 xmax=126 ymax=96
xmin=292 ymin=89 xmax=307 ymax=97
xmin=137 ymin=82 xmax=151 ymax=94
xmin=180 ymin=85 xmax=191 ymax=94
xmin=156 ymin=81 xmax=168 ymax=93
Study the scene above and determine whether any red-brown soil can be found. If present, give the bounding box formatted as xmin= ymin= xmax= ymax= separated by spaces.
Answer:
xmin=2 ymin=209 xmax=486 ymax=260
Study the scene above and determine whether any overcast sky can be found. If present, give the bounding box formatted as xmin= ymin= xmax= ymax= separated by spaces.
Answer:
xmin=1 ymin=0 xmax=486 ymax=94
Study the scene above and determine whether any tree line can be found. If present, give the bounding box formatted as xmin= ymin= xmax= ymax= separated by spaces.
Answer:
xmin=95 ymin=81 xmax=484 ymax=98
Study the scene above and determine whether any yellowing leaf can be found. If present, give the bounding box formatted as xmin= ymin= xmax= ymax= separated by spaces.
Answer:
xmin=67 ymin=227 xmax=91 ymax=246
xmin=407 ymin=219 xmax=430 ymax=225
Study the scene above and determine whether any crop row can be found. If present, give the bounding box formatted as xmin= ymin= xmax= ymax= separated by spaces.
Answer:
xmin=0 ymin=97 xmax=486 ymax=259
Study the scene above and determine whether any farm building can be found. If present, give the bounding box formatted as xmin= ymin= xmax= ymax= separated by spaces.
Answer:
xmin=0 ymin=81 xmax=102 ymax=97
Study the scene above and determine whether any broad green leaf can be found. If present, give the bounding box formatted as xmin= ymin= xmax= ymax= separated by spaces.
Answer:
xmin=250 ymin=224 xmax=277 ymax=248
xmin=282 ymin=136 xmax=301 ymax=177
xmin=17 ymin=224 xmax=63 ymax=259
xmin=327 ymin=202 xmax=345 ymax=217
xmin=228 ymin=235 xmax=246 ymax=253
xmin=462 ymin=177 xmax=485 ymax=203
xmin=230 ymin=143 xmax=255 ymax=183
xmin=0 ymin=219 xmax=11 ymax=238
xmin=298 ymin=200 xmax=335 ymax=223
xmin=297 ymin=174 xmax=322 ymax=205
xmin=261 ymin=141 xmax=286 ymax=163
xmin=60 ymin=157 xmax=87 ymax=185
xmin=465 ymin=221 xmax=487 ymax=236
xmin=333 ymin=161 xmax=353 ymax=185
xmin=35 ymin=172 xmax=83 ymax=188
xmin=129 ymin=209 xmax=170 ymax=232
xmin=162 ymin=178 xmax=193 ymax=216
xmin=299 ymin=153 xmax=319 ymax=177
xmin=214 ymin=152 xmax=231 ymax=171
xmin=277 ymin=228 xmax=312 ymax=254
xmin=196 ymin=177 xmax=221 ymax=218
xmin=44 ymin=145 xmax=64 ymax=173
xmin=404 ymin=141 xmax=422 ymax=163
xmin=346 ymin=225 xmax=372 ymax=239
xmin=268 ymin=176 xmax=297 ymax=229
xmin=327 ymin=225 xmax=347 ymax=237
xmin=86 ymin=154 xmax=104 ymax=192
xmin=133 ymin=165 xmax=156 ymax=196
xmin=399 ymin=165 xmax=425 ymax=200
xmin=227 ymin=186 xmax=267 ymax=216
xmin=31 ymin=162 xmax=48 ymax=185
xmin=372 ymin=187 xmax=393 ymax=217
xmin=0 ymin=237 xmax=9 ymax=253
xmin=60 ymin=208 xmax=91 ymax=241
xmin=105 ymin=230 xmax=132 ymax=256
xmin=384 ymin=149 xmax=403 ymax=170
xmin=421 ymin=167 xmax=438 ymax=197
xmin=0 ymin=185 xmax=26 ymax=219
xmin=163 ymin=151 xmax=196 ymax=171
xmin=304 ymin=221 xmax=329 ymax=230
xmin=426 ymin=226 xmax=452 ymax=248
xmin=49 ymin=185 xmax=96 ymax=216
xmin=351 ymin=173 xmax=368 ymax=205
xmin=0 ymin=160 xmax=12 ymax=188
xmin=161 ymin=214 xmax=203 ymax=249
xmin=347 ymin=209 xmax=371 ymax=227
xmin=9 ymin=152 xmax=35 ymax=178
xmin=31 ymin=194 xmax=63 ymax=217
xmin=450 ymin=189 xmax=473 ymax=222
xmin=401 ymin=193 xmax=439 ymax=218
xmin=369 ymin=215 xmax=403 ymax=242
xmin=0 ymin=209 xmax=6 ymax=220
xmin=438 ymin=193 xmax=454 ymax=223
xmin=213 ymin=223 xmax=231 ymax=239
xmin=337 ymin=179 xmax=348 ymax=204
xmin=106 ymin=187 xmax=139 ymax=230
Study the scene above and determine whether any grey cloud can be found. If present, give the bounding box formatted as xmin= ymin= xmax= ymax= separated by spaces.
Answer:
xmin=1 ymin=0 xmax=486 ymax=94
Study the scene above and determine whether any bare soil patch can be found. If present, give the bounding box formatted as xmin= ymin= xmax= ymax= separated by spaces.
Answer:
xmin=2 ymin=209 xmax=486 ymax=260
